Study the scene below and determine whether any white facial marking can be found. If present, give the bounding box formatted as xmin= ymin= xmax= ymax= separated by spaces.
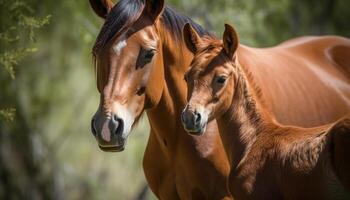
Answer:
xmin=196 ymin=106 xmax=210 ymax=132
xmin=112 ymin=102 xmax=136 ymax=139
xmin=193 ymin=105 xmax=215 ymax=157
xmin=113 ymin=34 xmax=127 ymax=56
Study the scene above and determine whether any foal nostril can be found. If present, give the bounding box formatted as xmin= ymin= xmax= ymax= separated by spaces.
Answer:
xmin=181 ymin=111 xmax=186 ymax=124
xmin=195 ymin=112 xmax=201 ymax=124
xmin=181 ymin=109 xmax=201 ymax=127
xmin=91 ymin=118 xmax=97 ymax=136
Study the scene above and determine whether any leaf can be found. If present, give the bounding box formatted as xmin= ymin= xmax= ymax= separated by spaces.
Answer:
xmin=0 ymin=108 xmax=16 ymax=123
xmin=0 ymin=1 xmax=50 ymax=79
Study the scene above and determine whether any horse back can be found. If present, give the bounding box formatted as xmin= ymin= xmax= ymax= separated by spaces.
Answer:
xmin=237 ymin=36 xmax=350 ymax=127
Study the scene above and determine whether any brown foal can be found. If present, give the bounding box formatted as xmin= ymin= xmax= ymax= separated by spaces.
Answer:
xmin=182 ymin=23 xmax=350 ymax=199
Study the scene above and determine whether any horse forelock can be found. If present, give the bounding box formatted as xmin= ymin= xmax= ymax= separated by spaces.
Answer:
xmin=92 ymin=0 xmax=210 ymax=56
xmin=92 ymin=0 xmax=145 ymax=56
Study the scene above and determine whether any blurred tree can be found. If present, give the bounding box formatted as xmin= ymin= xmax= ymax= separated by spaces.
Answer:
xmin=0 ymin=0 xmax=49 ymax=121
xmin=169 ymin=0 xmax=350 ymax=46
xmin=0 ymin=0 xmax=56 ymax=199
xmin=0 ymin=1 xmax=49 ymax=79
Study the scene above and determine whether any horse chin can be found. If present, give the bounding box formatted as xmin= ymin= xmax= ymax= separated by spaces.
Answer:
xmin=98 ymin=144 xmax=125 ymax=152
xmin=98 ymin=137 xmax=127 ymax=152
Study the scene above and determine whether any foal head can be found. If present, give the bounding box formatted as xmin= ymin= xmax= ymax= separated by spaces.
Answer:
xmin=89 ymin=0 xmax=166 ymax=152
xmin=181 ymin=24 xmax=239 ymax=135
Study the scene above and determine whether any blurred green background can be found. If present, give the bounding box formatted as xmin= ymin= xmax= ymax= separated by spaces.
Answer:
xmin=0 ymin=0 xmax=349 ymax=199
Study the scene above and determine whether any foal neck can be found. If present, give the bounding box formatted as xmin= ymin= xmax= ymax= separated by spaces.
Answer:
xmin=217 ymin=58 xmax=330 ymax=169
xmin=217 ymin=58 xmax=277 ymax=166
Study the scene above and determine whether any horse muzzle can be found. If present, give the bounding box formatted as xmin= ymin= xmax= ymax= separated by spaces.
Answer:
xmin=91 ymin=113 xmax=126 ymax=152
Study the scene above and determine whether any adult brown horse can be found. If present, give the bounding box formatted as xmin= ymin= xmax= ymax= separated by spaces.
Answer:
xmin=181 ymin=24 xmax=350 ymax=199
xmin=89 ymin=0 xmax=231 ymax=199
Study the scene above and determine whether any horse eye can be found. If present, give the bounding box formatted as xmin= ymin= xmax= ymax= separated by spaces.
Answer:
xmin=144 ymin=50 xmax=155 ymax=61
xmin=136 ymin=48 xmax=155 ymax=69
xmin=216 ymin=76 xmax=227 ymax=84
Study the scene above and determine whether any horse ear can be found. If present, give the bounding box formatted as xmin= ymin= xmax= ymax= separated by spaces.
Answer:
xmin=89 ymin=0 xmax=114 ymax=19
xmin=144 ymin=0 xmax=165 ymax=21
xmin=183 ymin=23 xmax=202 ymax=54
xmin=223 ymin=24 xmax=239 ymax=59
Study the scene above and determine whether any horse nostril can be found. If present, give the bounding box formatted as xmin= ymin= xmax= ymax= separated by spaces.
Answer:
xmin=111 ymin=114 xmax=124 ymax=136
xmin=115 ymin=118 xmax=124 ymax=135
xmin=91 ymin=118 xmax=97 ymax=136
xmin=112 ymin=114 xmax=118 ymax=123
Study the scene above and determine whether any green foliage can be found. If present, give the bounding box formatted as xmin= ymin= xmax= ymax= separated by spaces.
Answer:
xmin=0 ymin=0 xmax=50 ymax=79
xmin=0 ymin=108 xmax=15 ymax=122
xmin=0 ymin=0 xmax=50 ymax=124
xmin=0 ymin=48 xmax=37 ymax=79
xmin=170 ymin=0 xmax=350 ymax=46
xmin=0 ymin=1 xmax=54 ymax=199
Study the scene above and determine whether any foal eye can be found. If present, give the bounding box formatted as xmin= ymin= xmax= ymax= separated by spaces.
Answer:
xmin=216 ymin=76 xmax=227 ymax=84
xmin=136 ymin=86 xmax=146 ymax=96
xmin=184 ymin=74 xmax=188 ymax=82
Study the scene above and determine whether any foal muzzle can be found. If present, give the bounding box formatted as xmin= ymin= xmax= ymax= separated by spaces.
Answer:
xmin=181 ymin=106 xmax=206 ymax=135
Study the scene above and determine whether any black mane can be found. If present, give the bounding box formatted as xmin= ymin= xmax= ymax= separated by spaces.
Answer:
xmin=92 ymin=0 xmax=210 ymax=55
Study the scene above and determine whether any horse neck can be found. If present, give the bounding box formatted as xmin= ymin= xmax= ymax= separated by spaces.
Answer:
xmin=146 ymin=24 xmax=192 ymax=147
xmin=217 ymin=59 xmax=277 ymax=166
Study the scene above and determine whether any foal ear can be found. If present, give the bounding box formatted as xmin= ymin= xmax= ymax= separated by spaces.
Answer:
xmin=183 ymin=23 xmax=202 ymax=54
xmin=144 ymin=0 xmax=165 ymax=21
xmin=89 ymin=0 xmax=114 ymax=19
xmin=223 ymin=24 xmax=239 ymax=59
